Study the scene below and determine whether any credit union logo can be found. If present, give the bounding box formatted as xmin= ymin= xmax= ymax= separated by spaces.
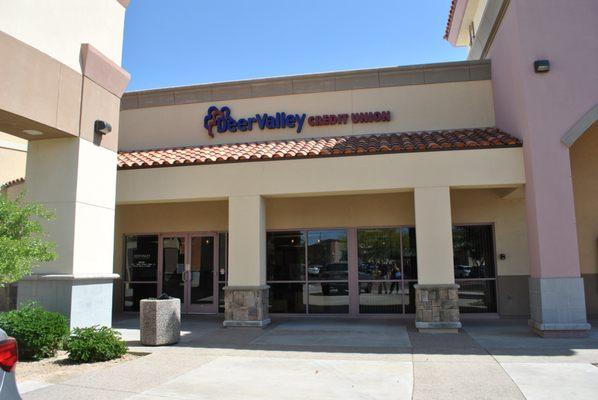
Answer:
xmin=204 ymin=106 xmax=391 ymax=138
xmin=204 ymin=106 xmax=306 ymax=138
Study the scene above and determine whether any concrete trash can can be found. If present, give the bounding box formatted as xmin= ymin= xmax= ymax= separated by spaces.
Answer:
xmin=140 ymin=297 xmax=181 ymax=346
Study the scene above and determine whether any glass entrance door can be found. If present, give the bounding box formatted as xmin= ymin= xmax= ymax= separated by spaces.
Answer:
xmin=159 ymin=233 xmax=218 ymax=314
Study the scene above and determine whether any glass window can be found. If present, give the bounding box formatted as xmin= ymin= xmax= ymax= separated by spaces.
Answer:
xmin=124 ymin=235 xmax=158 ymax=312
xmin=123 ymin=282 xmax=157 ymax=312
xmin=218 ymin=233 xmax=227 ymax=282
xmin=357 ymin=228 xmax=401 ymax=281
xmin=267 ymin=231 xmax=305 ymax=281
xmin=453 ymin=225 xmax=497 ymax=313
xmin=269 ymin=283 xmax=306 ymax=313
xmin=307 ymin=230 xmax=348 ymax=281
xmin=125 ymin=235 xmax=158 ymax=282
xmin=162 ymin=236 xmax=186 ymax=302
xmin=401 ymin=228 xmax=418 ymax=280
xmin=453 ymin=225 xmax=495 ymax=279
xmin=308 ymin=282 xmax=349 ymax=314
xmin=359 ymin=282 xmax=404 ymax=314
xmin=357 ymin=227 xmax=417 ymax=314
xmin=457 ymin=281 xmax=497 ymax=313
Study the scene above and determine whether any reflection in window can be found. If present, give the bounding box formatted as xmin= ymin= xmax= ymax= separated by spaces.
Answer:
xmin=124 ymin=283 xmax=157 ymax=312
xmin=307 ymin=230 xmax=348 ymax=282
xmin=124 ymin=235 xmax=158 ymax=311
xmin=308 ymin=282 xmax=349 ymax=313
xmin=401 ymin=228 xmax=417 ymax=280
xmin=162 ymin=236 xmax=186 ymax=303
xmin=267 ymin=231 xmax=305 ymax=281
xmin=453 ymin=225 xmax=495 ymax=279
xmin=269 ymin=283 xmax=306 ymax=313
xmin=357 ymin=228 xmax=417 ymax=314
xmin=453 ymin=225 xmax=497 ymax=313
xmin=357 ymin=228 xmax=401 ymax=281
xmin=125 ymin=235 xmax=158 ymax=282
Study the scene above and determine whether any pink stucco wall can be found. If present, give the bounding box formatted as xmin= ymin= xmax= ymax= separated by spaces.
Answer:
xmin=488 ymin=0 xmax=598 ymax=278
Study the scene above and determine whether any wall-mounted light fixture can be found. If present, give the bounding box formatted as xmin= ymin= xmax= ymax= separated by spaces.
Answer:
xmin=94 ymin=120 xmax=112 ymax=135
xmin=534 ymin=60 xmax=550 ymax=73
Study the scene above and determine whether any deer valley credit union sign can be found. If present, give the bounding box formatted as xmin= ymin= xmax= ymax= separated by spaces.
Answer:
xmin=203 ymin=105 xmax=391 ymax=138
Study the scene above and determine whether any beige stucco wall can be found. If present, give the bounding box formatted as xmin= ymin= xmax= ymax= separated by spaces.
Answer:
xmin=119 ymin=80 xmax=495 ymax=151
xmin=113 ymin=189 xmax=529 ymax=276
xmin=116 ymin=148 xmax=525 ymax=204
xmin=0 ymin=132 xmax=27 ymax=185
xmin=113 ymin=200 xmax=228 ymax=272
xmin=571 ymin=122 xmax=598 ymax=275
xmin=0 ymin=0 xmax=125 ymax=72
xmin=0 ymin=148 xmax=26 ymax=185
xmin=266 ymin=193 xmax=415 ymax=229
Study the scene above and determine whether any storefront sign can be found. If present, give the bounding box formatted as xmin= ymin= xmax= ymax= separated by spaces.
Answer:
xmin=204 ymin=106 xmax=391 ymax=138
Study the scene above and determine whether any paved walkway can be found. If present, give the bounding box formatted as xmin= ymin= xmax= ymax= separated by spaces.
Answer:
xmin=21 ymin=316 xmax=598 ymax=400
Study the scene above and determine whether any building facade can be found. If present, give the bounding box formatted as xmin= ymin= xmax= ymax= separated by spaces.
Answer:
xmin=1 ymin=0 xmax=597 ymax=337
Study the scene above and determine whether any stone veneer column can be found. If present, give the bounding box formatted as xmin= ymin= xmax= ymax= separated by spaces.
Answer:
xmin=413 ymin=187 xmax=461 ymax=332
xmin=224 ymin=195 xmax=270 ymax=327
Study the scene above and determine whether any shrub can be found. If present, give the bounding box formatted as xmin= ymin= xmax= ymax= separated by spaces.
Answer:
xmin=0 ymin=303 xmax=69 ymax=360
xmin=67 ymin=326 xmax=128 ymax=363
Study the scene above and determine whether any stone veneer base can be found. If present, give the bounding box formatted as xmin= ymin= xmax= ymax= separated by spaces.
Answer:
xmin=415 ymin=284 xmax=461 ymax=333
xmin=224 ymin=285 xmax=270 ymax=328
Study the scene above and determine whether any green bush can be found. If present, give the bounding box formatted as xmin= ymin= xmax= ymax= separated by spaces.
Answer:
xmin=67 ymin=326 xmax=128 ymax=363
xmin=0 ymin=303 xmax=69 ymax=360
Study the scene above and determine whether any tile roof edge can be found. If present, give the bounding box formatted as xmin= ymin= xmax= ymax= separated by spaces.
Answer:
xmin=117 ymin=143 xmax=523 ymax=171
xmin=1 ymin=177 xmax=25 ymax=190
xmin=117 ymin=127 xmax=507 ymax=155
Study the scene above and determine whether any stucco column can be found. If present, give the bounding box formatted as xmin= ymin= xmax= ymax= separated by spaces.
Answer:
xmin=413 ymin=187 xmax=461 ymax=332
xmin=223 ymin=195 xmax=270 ymax=327
xmin=18 ymin=137 xmax=119 ymax=328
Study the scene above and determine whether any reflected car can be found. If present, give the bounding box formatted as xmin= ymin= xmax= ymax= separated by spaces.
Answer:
xmin=454 ymin=265 xmax=472 ymax=278
xmin=307 ymin=265 xmax=321 ymax=276
xmin=0 ymin=328 xmax=21 ymax=399
xmin=318 ymin=263 xmax=373 ymax=295
xmin=318 ymin=263 xmax=348 ymax=281
xmin=319 ymin=263 xmax=348 ymax=295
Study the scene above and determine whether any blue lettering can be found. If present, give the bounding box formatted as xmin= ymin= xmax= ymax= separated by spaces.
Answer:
xmin=237 ymin=118 xmax=248 ymax=132
xmin=296 ymin=114 xmax=306 ymax=133
xmin=286 ymin=114 xmax=296 ymax=128
xmin=256 ymin=114 xmax=267 ymax=129
xmin=247 ymin=117 xmax=255 ymax=130
xmin=216 ymin=117 xmax=228 ymax=133
xmin=266 ymin=116 xmax=277 ymax=129
xmin=228 ymin=117 xmax=237 ymax=132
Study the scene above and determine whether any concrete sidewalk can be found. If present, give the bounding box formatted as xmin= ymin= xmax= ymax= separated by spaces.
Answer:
xmin=21 ymin=316 xmax=598 ymax=400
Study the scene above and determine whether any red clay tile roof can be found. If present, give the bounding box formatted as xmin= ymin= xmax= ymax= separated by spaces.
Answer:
xmin=117 ymin=128 xmax=522 ymax=170
xmin=444 ymin=0 xmax=458 ymax=40
xmin=1 ymin=177 xmax=25 ymax=190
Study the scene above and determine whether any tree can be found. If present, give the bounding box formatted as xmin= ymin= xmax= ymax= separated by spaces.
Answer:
xmin=0 ymin=194 xmax=57 ymax=285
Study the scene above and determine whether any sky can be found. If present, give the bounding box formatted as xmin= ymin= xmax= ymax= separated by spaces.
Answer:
xmin=122 ymin=0 xmax=467 ymax=92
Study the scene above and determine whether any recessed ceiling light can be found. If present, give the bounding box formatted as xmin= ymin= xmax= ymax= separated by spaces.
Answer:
xmin=22 ymin=129 xmax=44 ymax=136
